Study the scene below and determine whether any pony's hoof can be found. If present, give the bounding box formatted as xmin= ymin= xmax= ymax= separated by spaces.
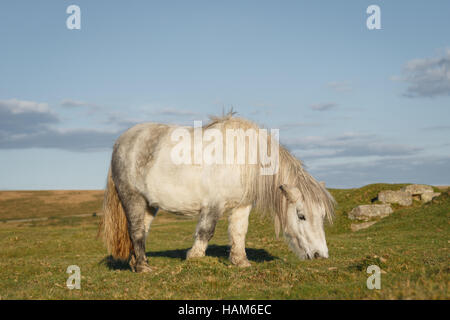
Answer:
xmin=186 ymin=249 xmax=205 ymax=259
xmin=230 ymin=257 xmax=251 ymax=268
xmin=135 ymin=263 xmax=153 ymax=273
xmin=236 ymin=260 xmax=251 ymax=268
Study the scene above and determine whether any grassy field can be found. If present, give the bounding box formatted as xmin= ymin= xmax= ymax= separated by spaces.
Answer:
xmin=0 ymin=184 xmax=448 ymax=299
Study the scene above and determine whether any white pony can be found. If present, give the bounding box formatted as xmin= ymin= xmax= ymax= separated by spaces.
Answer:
xmin=101 ymin=114 xmax=335 ymax=272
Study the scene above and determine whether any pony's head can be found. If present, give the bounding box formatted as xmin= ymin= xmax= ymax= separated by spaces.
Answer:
xmin=279 ymin=184 xmax=329 ymax=260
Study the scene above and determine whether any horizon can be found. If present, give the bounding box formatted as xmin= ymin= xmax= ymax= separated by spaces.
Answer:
xmin=1 ymin=1 xmax=449 ymax=190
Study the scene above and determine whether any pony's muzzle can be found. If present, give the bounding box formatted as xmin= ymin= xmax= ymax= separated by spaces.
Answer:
xmin=312 ymin=250 xmax=329 ymax=259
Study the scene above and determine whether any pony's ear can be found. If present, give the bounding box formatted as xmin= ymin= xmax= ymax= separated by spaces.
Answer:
xmin=279 ymin=184 xmax=301 ymax=203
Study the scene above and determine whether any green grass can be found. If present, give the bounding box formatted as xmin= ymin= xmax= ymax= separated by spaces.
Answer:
xmin=0 ymin=184 xmax=448 ymax=299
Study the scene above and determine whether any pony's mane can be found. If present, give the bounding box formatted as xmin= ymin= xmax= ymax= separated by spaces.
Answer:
xmin=204 ymin=109 xmax=238 ymax=129
xmin=204 ymin=112 xmax=335 ymax=235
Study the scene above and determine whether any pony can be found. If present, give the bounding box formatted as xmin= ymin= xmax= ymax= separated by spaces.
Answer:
xmin=101 ymin=113 xmax=335 ymax=272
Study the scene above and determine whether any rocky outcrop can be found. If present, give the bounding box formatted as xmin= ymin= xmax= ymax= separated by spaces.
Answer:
xmin=348 ymin=184 xmax=440 ymax=232
xmin=378 ymin=190 xmax=412 ymax=206
xmin=421 ymin=192 xmax=441 ymax=203
xmin=348 ymin=204 xmax=393 ymax=221
xmin=400 ymin=184 xmax=440 ymax=203
xmin=401 ymin=184 xmax=433 ymax=195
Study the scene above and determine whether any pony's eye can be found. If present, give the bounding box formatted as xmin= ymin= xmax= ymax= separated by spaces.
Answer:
xmin=297 ymin=210 xmax=306 ymax=221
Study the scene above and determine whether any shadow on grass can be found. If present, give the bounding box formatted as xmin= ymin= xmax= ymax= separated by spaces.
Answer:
xmin=101 ymin=245 xmax=277 ymax=271
xmin=147 ymin=244 xmax=277 ymax=262
xmin=99 ymin=255 xmax=131 ymax=271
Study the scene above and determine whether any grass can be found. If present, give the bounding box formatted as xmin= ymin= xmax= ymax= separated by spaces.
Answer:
xmin=0 ymin=190 xmax=103 ymax=221
xmin=0 ymin=184 xmax=448 ymax=299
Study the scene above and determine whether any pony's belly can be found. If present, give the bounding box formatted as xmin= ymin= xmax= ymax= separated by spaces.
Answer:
xmin=143 ymin=163 xmax=243 ymax=215
xmin=140 ymin=186 xmax=192 ymax=213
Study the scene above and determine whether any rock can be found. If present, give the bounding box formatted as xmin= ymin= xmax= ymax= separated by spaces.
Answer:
xmin=421 ymin=191 xmax=441 ymax=203
xmin=378 ymin=190 xmax=412 ymax=206
xmin=401 ymin=184 xmax=441 ymax=202
xmin=319 ymin=181 xmax=326 ymax=188
xmin=348 ymin=204 xmax=393 ymax=221
xmin=350 ymin=221 xmax=377 ymax=231
xmin=401 ymin=184 xmax=433 ymax=195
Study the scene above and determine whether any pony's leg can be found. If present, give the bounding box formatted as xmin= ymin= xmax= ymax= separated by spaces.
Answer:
xmin=186 ymin=207 xmax=221 ymax=259
xmin=120 ymin=192 xmax=152 ymax=273
xmin=144 ymin=206 xmax=158 ymax=243
xmin=228 ymin=205 xmax=252 ymax=267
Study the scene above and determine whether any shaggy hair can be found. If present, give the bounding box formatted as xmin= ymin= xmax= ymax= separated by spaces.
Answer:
xmin=100 ymin=111 xmax=335 ymax=261
xmin=204 ymin=112 xmax=335 ymax=235
xmin=99 ymin=168 xmax=133 ymax=261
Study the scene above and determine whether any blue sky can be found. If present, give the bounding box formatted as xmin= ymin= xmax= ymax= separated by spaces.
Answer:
xmin=0 ymin=0 xmax=449 ymax=189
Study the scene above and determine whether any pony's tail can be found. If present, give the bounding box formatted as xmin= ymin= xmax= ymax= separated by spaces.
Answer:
xmin=100 ymin=167 xmax=133 ymax=261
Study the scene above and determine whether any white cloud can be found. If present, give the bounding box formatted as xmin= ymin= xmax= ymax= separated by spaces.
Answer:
xmin=0 ymin=128 xmax=120 ymax=151
xmin=60 ymin=99 xmax=102 ymax=114
xmin=0 ymin=98 xmax=50 ymax=114
xmin=151 ymin=107 xmax=199 ymax=117
xmin=278 ymin=121 xmax=322 ymax=130
xmin=0 ymin=99 xmax=59 ymax=136
xmin=327 ymin=81 xmax=352 ymax=92
xmin=421 ymin=125 xmax=450 ymax=131
xmin=395 ymin=49 xmax=450 ymax=98
xmin=0 ymin=98 xmax=120 ymax=151
xmin=61 ymin=99 xmax=89 ymax=108
xmin=310 ymin=102 xmax=338 ymax=111
xmin=310 ymin=155 xmax=450 ymax=188
xmin=284 ymin=132 xmax=421 ymax=160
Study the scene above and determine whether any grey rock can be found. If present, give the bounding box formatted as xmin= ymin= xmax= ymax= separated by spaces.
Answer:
xmin=348 ymin=204 xmax=393 ymax=221
xmin=401 ymin=184 xmax=434 ymax=195
xmin=421 ymin=191 xmax=441 ymax=203
xmin=378 ymin=190 xmax=412 ymax=206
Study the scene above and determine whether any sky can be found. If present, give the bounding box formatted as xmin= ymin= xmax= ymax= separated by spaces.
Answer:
xmin=0 ymin=0 xmax=449 ymax=189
